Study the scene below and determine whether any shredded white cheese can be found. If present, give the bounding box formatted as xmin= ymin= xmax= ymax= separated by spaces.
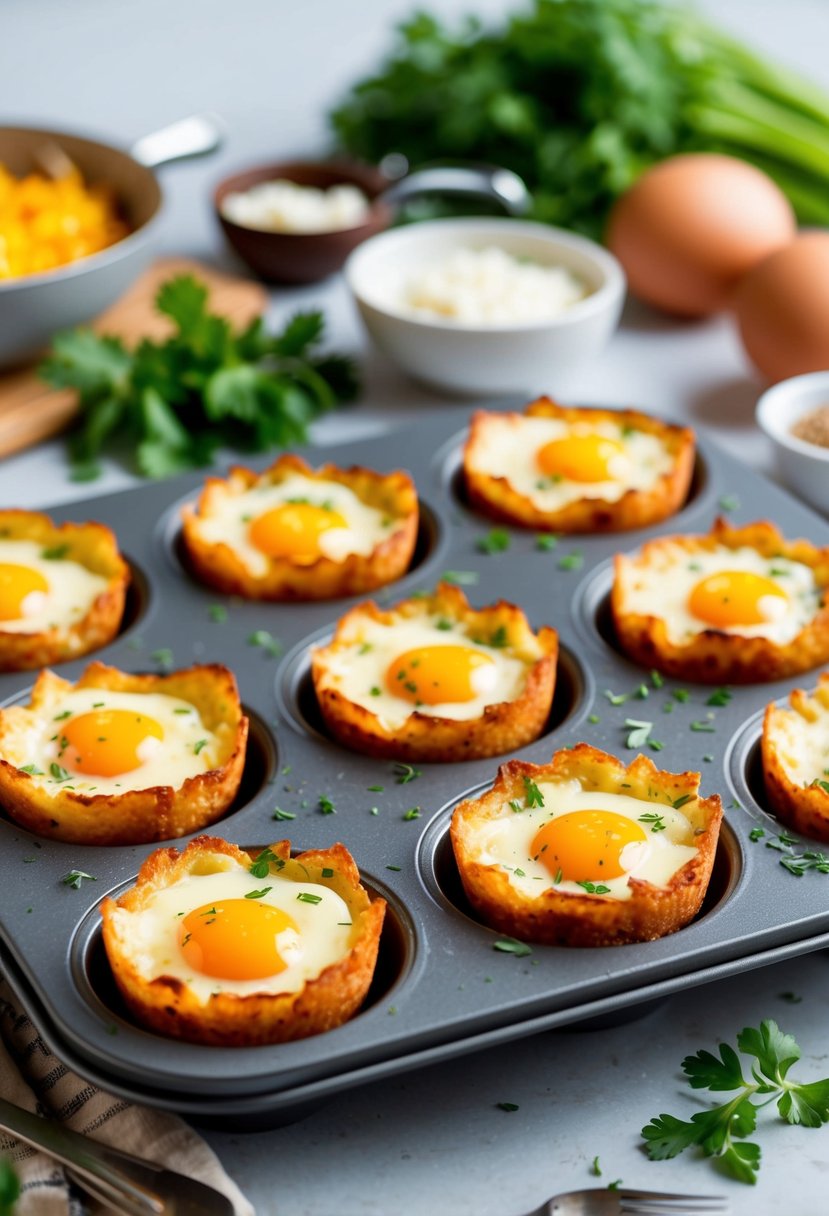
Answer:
xmin=221 ymin=179 xmax=370 ymax=234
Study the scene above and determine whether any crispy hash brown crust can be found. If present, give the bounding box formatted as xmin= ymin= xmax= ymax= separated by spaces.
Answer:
xmin=762 ymin=673 xmax=829 ymax=840
xmin=311 ymin=582 xmax=558 ymax=762
xmin=180 ymin=454 xmax=419 ymax=601
xmin=450 ymin=743 xmax=722 ymax=947
xmin=0 ymin=509 xmax=129 ymax=672
xmin=100 ymin=836 xmax=387 ymax=1046
xmin=612 ymin=518 xmax=829 ymax=684
xmin=462 ymin=397 xmax=695 ymax=533
xmin=0 ymin=662 xmax=248 ymax=845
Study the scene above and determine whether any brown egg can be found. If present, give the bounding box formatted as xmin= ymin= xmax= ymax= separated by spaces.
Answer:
xmin=606 ymin=153 xmax=796 ymax=318
xmin=733 ymin=232 xmax=829 ymax=382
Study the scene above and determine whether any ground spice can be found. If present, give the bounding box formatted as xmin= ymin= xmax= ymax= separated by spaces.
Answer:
xmin=791 ymin=406 xmax=829 ymax=449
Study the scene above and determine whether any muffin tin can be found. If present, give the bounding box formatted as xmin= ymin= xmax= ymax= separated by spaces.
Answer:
xmin=3 ymin=404 xmax=829 ymax=1128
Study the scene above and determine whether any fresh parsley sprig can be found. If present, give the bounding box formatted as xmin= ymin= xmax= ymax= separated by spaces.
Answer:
xmin=39 ymin=275 xmax=359 ymax=480
xmin=642 ymin=1020 xmax=829 ymax=1184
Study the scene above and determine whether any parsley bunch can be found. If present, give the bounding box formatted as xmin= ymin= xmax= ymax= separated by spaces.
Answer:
xmin=39 ymin=275 xmax=359 ymax=480
xmin=642 ymin=1020 xmax=829 ymax=1184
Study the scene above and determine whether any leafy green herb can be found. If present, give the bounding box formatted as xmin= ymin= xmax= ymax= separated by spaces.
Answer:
xmin=249 ymin=846 xmax=278 ymax=878
xmin=577 ymin=880 xmax=611 ymax=894
xmin=272 ymin=807 xmax=296 ymax=821
xmin=604 ymin=689 xmax=628 ymax=706
xmin=535 ymin=534 xmax=559 ymax=551
xmin=39 ymin=276 xmax=358 ymax=479
xmin=193 ymin=739 xmax=207 ymax=755
xmin=557 ymin=551 xmax=583 ymax=572
xmin=719 ymin=494 xmax=740 ymax=512
xmin=245 ymin=887 xmax=272 ymax=899
xmin=386 ymin=864 xmax=402 ymax=872
xmin=642 ymin=1020 xmax=829 ymax=1184
xmin=765 ymin=832 xmax=829 ymax=876
xmin=441 ymin=570 xmax=478 ymax=586
xmin=394 ymin=762 xmax=421 ymax=785
xmin=523 ymin=776 xmax=544 ymax=807
xmin=672 ymin=794 xmax=695 ymax=810
xmin=41 ymin=543 xmax=70 ymax=560
xmin=650 ymin=670 xmax=664 ymax=689
xmin=497 ymin=1102 xmax=520 ymax=1112
xmin=638 ymin=811 xmax=667 ymax=833
xmin=591 ymin=1156 xmax=601 ymax=1177
xmin=297 ymin=892 xmax=323 ymax=905
xmin=488 ymin=625 xmax=509 ymax=648
xmin=402 ymin=806 xmax=421 ymax=820
xmin=0 ymin=1160 xmax=20 ymax=1216
xmin=634 ymin=683 xmax=649 ymax=700
xmin=690 ymin=720 xmax=716 ymax=733
xmin=49 ymin=762 xmax=71 ymax=782
xmin=624 ymin=718 xmax=652 ymax=749
xmin=53 ymin=710 xmax=72 ymax=720
xmin=810 ymin=779 xmax=829 ymax=795
xmin=248 ymin=629 xmax=283 ymax=657
xmin=493 ymin=936 xmax=532 ymax=957
xmin=477 ymin=528 xmax=510 ymax=554
xmin=588 ymin=713 xmax=600 ymax=725
xmin=19 ymin=764 xmax=44 ymax=776
xmin=706 ymin=687 xmax=732 ymax=707
xmin=319 ymin=795 xmax=337 ymax=815
xmin=435 ymin=617 xmax=454 ymax=631
xmin=780 ymin=992 xmax=803 ymax=1004
xmin=61 ymin=869 xmax=96 ymax=890
xmin=673 ymin=689 xmax=690 ymax=704
xmin=208 ymin=603 xmax=228 ymax=623
xmin=150 ymin=647 xmax=173 ymax=670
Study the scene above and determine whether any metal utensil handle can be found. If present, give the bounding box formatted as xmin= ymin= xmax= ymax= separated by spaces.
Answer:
xmin=0 ymin=1097 xmax=163 ymax=1215
xmin=130 ymin=114 xmax=224 ymax=169
xmin=380 ymin=164 xmax=531 ymax=216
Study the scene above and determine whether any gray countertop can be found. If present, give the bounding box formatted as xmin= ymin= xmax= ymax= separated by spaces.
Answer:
xmin=3 ymin=1 xmax=829 ymax=1212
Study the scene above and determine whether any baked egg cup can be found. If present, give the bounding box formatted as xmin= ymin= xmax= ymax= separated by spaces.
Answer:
xmin=462 ymin=397 xmax=695 ymax=533
xmin=612 ymin=518 xmax=829 ymax=684
xmin=762 ymin=672 xmax=829 ymax=841
xmin=450 ymin=743 xmax=723 ymax=948
xmin=0 ymin=662 xmax=248 ymax=846
xmin=0 ymin=509 xmax=129 ymax=672
xmin=311 ymin=581 xmax=559 ymax=762
xmin=180 ymin=454 xmax=419 ymax=601
xmin=100 ymin=836 xmax=387 ymax=1047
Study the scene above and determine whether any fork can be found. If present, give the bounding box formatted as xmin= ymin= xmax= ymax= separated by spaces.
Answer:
xmin=522 ymin=1188 xmax=731 ymax=1216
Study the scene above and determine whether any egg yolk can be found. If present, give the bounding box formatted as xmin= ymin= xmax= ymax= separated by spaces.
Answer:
xmin=531 ymin=810 xmax=647 ymax=882
xmin=688 ymin=571 xmax=789 ymax=628
xmin=0 ymin=563 xmax=49 ymax=621
xmin=179 ymin=898 xmax=297 ymax=980
xmin=248 ymin=502 xmax=347 ymax=560
xmin=61 ymin=709 xmax=164 ymax=777
xmin=385 ymin=645 xmax=496 ymax=705
xmin=536 ymin=434 xmax=625 ymax=483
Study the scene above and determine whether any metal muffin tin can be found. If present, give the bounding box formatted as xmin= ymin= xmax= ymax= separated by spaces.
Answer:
xmin=3 ymin=404 xmax=829 ymax=1127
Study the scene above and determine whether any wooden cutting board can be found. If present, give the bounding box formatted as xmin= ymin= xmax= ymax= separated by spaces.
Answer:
xmin=0 ymin=258 xmax=268 ymax=460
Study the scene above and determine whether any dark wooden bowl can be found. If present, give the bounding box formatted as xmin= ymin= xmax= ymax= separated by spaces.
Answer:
xmin=214 ymin=159 xmax=393 ymax=285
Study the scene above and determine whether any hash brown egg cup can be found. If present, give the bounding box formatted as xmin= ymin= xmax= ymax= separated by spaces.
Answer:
xmin=180 ymin=454 xmax=419 ymax=601
xmin=450 ymin=744 xmax=722 ymax=947
xmin=311 ymin=582 xmax=558 ymax=763
xmin=100 ymin=836 xmax=387 ymax=1046
xmin=612 ymin=518 xmax=829 ymax=684
xmin=762 ymin=673 xmax=829 ymax=840
xmin=0 ymin=662 xmax=248 ymax=845
xmin=462 ymin=397 xmax=695 ymax=533
xmin=0 ymin=509 xmax=129 ymax=672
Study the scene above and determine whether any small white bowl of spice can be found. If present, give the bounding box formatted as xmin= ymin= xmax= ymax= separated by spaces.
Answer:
xmin=756 ymin=371 xmax=829 ymax=515
xmin=344 ymin=217 xmax=625 ymax=396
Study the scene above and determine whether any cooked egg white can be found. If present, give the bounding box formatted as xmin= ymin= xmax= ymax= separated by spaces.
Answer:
xmin=108 ymin=857 xmax=354 ymax=1001
xmin=766 ymin=697 xmax=829 ymax=788
xmin=191 ymin=473 xmax=395 ymax=577
xmin=466 ymin=415 xmax=674 ymax=510
xmin=466 ymin=781 xmax=698 ymax=901
xmin=317 ymin=614 xmax=534 ymax=728
xmin=8 ymin=689 xmax=222 ymax=797
xmin=0 ymin=540 xmax=109 ymax=634
xmin=618 ymin=543 xmax=820 ymax=645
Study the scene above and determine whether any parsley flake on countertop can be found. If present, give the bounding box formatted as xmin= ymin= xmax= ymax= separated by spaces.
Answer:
xmin=39 ymin=275 xmax=358 ymax=480
xmin=61 ymin=869 xmax=96 ymax=890
xmin=493 ymin=936 xmax=532 ymax=957
xmin=477 ymin=528 xmax=510 ymax=555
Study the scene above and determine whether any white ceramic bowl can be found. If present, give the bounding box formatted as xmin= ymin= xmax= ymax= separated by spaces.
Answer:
xmin=344 ymin=217 xmax=625 ymax=396
xmin=756 ymin=372 xmax=829 ymax=516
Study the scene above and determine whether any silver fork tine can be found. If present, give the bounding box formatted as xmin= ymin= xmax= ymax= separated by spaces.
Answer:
xmin=620 ymin=1192 xmax=730 ymax=1215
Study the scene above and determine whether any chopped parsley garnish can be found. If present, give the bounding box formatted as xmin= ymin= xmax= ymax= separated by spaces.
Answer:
xmin=150 ymin=647 xmax=174 ymax=670
xmin=577 ymin=880 xmax=611 ymax=894
xmin=394 ymin=762 xmax=421 ymax=785
xmin=673 ymin=689 xmax=690 ymax=703
xmin=49 ymin=763 xmax=71 ymax=782
xmin=650 ymin=669 xmax=664 ymax=688
xmin=208 ymin=603 xmax=228 ymax=622
xmin=386 ymin=864 xmax=402 ymax=872
xmin=61 ymin=869 xmax=96 ymax=890
xmin=706 ymin=687 xmax=732 ymax=707
xmin=193 ymin=739 xmax=207 ymax=754
xmin=41 ymin=544 xmax=70 ymax=560
xmin=634 ymin=682 xmax=649 ymax=700
xmin=358 ymin=642 xmax=373 ymax=654
xmin=53 ymin=710 xmax=72 ymax=721
xmin=19 ymin=765 xmax=44 ymax=776
xmin=297 ymin=892 xmax=323 ymax=905
xmin=508 ymin=799 xmax=523 ymax=813
xmin=370 ymin=686 xmax=381 ymax=696
xmin=523 ymin=776 xmax=545 ymax=807
xmin=477 ymin=528 xmax=510 ymax=554
xmin=638 ymin=812 xmax=667 ymax=832
xmin=367 ymin=784 xmax=384 ymax=792
xmin=604 ymin=689 xmax=628 ymax=706
xmin=174 ymin=707 xmax=192 ymax=714
xmin=402 ymin=806 xmax=421 ymax=820
xmin=497 ymin=1102 xmax=519 ymax=1112
xmin=245 ymin=887 xmax=272 ymax=899
xmin=535 ymin=533 xmax=559 ymax=551
xmin=624 ymin=718 xmax=652 ymax=748
xmin=557 ymin=551 xmax=583 ymax=571
xmin=247 ymin=629 xmax=283 ymax=657
xmin=718 ymin=494 xmax=740 ymax=512
xmin=249 ymin=847 xmax=278 ymax=878
xmin=672 ymin=794 xmax=695 ymax=810
xmin=435 ymin=617 xmax=454 ymax=631
xmin=591 ymin=1156 xmax=601 ymax=1177
xmin=493 ymin=937 xmax=532 ymax=956
xmin=690 ymin=720 xmax=716 ymax=733
xmin=441 ymin=570 xmax=478 ymax=586
xmin=588 ymin=713 xmax=600 ymax=724
xmin=272 ymin=807 xmax=296 ymax=821
xmin=810 ymin=779 xmax=829 ymax=795
xmin=488 ymin=625 xmax=509 ymax=648
xmin=642 ymin=1019 xmax=829 ymax=1184
xmin=319 ymin=795 xmax=336 ymax=815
